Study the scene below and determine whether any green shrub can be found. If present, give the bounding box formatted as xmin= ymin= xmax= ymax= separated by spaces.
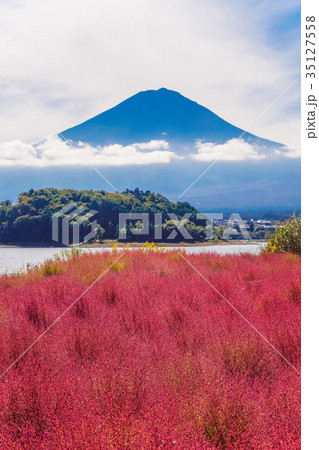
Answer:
xmin=54 ymin=247 xmax=84 ymax=262
xmin=264 ymin=213 xmax=301 ymax=255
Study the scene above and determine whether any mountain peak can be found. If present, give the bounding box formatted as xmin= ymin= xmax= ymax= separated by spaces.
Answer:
xmin=154 ymin=87 xmax=172 ymax=92
xmin=132 ymin=87 xmax=187 ymax=100
xmin=142 ymin=87 xmax=178 ymax=94
xmin=59 ymin=88 xmax=279 ymax=148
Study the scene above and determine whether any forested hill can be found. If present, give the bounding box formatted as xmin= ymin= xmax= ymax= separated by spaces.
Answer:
xmin=0 ymin=188 xmax=208 ymax=244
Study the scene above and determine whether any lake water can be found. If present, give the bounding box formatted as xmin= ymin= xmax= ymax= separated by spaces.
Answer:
xmin=0 ymin=243 xmax=266 ymax=274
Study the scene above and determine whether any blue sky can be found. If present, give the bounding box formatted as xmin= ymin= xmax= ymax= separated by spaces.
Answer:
xmin=0 ymin=0 xmax=300 ymax=152
xmin=267 ymin=8 xmax=301 ymax=49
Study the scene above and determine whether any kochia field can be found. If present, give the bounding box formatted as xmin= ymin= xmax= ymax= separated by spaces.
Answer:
xmin=0 ymin=250 xmax=300 ymax=448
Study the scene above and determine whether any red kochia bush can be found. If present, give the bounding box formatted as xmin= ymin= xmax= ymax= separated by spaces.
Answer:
xmin=0 ymin=250 xmax=300 ymax=448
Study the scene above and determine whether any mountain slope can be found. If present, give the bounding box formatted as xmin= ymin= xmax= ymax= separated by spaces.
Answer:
xmin=59 ymin=88 xmax=281 ymax=149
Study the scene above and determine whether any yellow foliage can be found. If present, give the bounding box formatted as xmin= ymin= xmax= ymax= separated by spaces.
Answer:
xmin=40 ymin=262 xmax=66 ymax=277
xmin=142 ymin=241 xmax=168 ymax=252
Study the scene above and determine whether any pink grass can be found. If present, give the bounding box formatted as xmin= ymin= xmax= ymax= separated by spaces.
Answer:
xmin=0 ymin=250 xmax=300 ymax=448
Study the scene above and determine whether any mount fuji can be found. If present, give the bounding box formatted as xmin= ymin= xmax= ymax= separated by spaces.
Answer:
xmin=0 ymin=88 xmax=300 ymax=211
xmin=59 ymin=87 xmax=281 ymax=152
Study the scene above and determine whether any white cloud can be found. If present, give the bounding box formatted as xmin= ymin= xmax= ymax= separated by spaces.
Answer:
xmin=0 ymin=140 xmax=38 ymax=161
xmin=131 ymin=140 xmax=170 ymax=151
xmin=0 ymin=137 xmax=180 ymax=167
xmin=0 ymin=136 xmax=299 ymax=167
xmin=191 ymin=139 xmax=266 ymax=162
xmin=0 ymin=0 xmax=300 ymax=148
xmin=274 ymin=145 xmax=301 ymax=158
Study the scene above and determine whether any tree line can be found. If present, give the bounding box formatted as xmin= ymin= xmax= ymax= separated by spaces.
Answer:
xmin=0 ymin=188 xmax=216 ymax=244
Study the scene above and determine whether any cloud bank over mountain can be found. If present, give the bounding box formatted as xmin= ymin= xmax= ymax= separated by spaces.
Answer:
xmin=0 ymin=136 xmax=299 ymax=167
xmin=191 ymin=139 xmax=300 ymax=161
xmin=192 ymin=139 xmax=265 ymax=162
xmin=0 ymin=138 xmax=177 ymax=167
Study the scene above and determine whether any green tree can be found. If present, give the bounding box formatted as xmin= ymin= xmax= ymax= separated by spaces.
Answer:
xmin=94 ymin=224 xmax=105 ymax=243
xmin=264 ymin=213 xmax=301 ymax=255
xmin=0 ymin=187 xmax=202 ymax=244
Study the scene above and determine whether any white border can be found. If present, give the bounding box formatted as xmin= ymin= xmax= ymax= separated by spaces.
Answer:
xmin=302 ymin=0 xmax=319 ymax=448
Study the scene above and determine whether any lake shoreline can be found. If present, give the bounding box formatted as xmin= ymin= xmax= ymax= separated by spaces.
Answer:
xmin=0 ymin=240 xmax=265 ymax=249
xmin=0 ymin=243 xmax=267 ymax=274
